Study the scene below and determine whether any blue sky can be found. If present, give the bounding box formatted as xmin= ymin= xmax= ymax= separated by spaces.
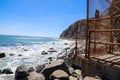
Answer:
xmin=0 ymin=0 xmax=86 ymax=37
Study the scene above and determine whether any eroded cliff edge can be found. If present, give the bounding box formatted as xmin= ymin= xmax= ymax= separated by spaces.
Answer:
xmin=60 ymin=19 xmax=86 ymax=39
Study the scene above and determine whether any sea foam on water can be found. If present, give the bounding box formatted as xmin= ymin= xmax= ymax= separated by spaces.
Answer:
xmin=0 ymin=37 xmax=74 ymax=73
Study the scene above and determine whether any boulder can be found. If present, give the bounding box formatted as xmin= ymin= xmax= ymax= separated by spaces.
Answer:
xmin=50 ymin=70 xmax=69 ymax=80
xmin=64 ymin=43 xmax=68 ymax=45
xmin=48 ymin=57 xmax=53 ymax=61
xmin=28 ymin=67 xmax=34 ymax=73
xmin=28 ymin=72 xmax=45 ymax=80
xmin=9 ymin=53 xmax=15 ymax=56
xmin=18 ymin=54 xmax=22 ymax=56
xmin=0 ymin=70 xmax=1 ymax=74
xmin=68 ymin=66 xmax=75 ymax=74
xmin=52 ymin=42 xmax=55 ymax=44
xmin=41 ymin=51 xmax=48 ymax=55
xmin=69 ymin=76 xmax=77 ymax=80
xmin=65 ymin=47 xmax=70 ymax=50
xmin=24 ymin=49 xmax=28 ymax=51
xmin=35 ymin=65 xmax=45 ymax=73
xmin=84 ymin=76 xmax=102 ymax=80
xmin=0 ymin=53 xmax=6 ymax=58
xmin=75 ymin=69 xmax=81 ymax=76
xmin=15 ymin=65 xmax=29 ymax=80
xmin=68 ymin=53 xmax=74 ymax=58
xmin=2 ymin=68 xmax=13 ymax=74
xmin=48 ymin=48 xmax=57 ymax=52
xmin=49 ymin=48 xmax=54 ymax=50
xmin=41 ymin=59 xmax=70 ymax=80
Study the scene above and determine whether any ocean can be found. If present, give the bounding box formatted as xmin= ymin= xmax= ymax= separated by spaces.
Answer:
xmin=0 ymin=35 xmax=58 ymax=47
xmin=0 ymin=35 xmax=74 ymax=73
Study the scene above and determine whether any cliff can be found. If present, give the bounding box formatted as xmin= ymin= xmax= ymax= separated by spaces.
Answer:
xmin=60 ymin=19 xmax=87 ymax=39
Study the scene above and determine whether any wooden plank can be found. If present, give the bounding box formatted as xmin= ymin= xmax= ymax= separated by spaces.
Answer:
xmin=91 ymin=56 xmax=120 ymax=65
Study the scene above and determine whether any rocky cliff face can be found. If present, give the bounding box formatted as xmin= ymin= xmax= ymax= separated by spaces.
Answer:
xmin=60 ymin=19 xmax=86 ymax=39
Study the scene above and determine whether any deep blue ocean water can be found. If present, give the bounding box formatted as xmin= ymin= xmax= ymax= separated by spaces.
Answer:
xmin=0 ymin=35 xmax=58 ymax=47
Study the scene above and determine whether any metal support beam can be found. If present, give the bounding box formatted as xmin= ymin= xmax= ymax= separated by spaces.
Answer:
xmin=85 ymin=0 xmax=90 ymax=58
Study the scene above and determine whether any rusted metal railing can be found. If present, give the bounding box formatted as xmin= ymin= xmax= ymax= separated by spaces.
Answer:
xmin=85 ymin=0 xmax=120 ymax=59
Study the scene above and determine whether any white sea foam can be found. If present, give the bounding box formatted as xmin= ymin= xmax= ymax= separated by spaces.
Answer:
xmin=0 ymin=39 xmax=75 ymax=74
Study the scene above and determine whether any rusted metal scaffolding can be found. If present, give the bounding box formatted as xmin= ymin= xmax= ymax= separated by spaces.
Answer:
xmin=86 ymin=0 xmax=120 ymax=60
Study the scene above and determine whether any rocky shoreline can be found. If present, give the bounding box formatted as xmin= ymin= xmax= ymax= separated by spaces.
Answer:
xmin=0 ymin=59 xmax=81 ymax=80
xmin=0 ymin=57 xmax=103 ymax=80
xmin=0 ymin=40 xmax=102 ymax=80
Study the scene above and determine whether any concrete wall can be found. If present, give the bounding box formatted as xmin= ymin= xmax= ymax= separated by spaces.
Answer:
xmin=73 ymin=55 xmax=120 ymax=80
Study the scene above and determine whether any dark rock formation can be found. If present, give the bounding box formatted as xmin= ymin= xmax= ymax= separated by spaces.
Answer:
xmin=60 ymin=20 xmax=86 ymax=39
xmin=15 ymin=65 xmax=29 ymax=80
xmin=41 ymin=51 xmax=48 ymax=55
xmin=2 ymin=68 xmax=13 ymax=74
xmin=0 ymin=70 xmax=1 ymax=74
xmin=18 ymin=54 xmax=22 ymax=56
xmin=48 ymin=48 xmax=57 ymax=52
xmin=48 ymin=57 xmax=53 ymax=61
xmin=28 ymin=67 xmax=34 ymax=73
xmin=24 ymin=49 xmax=28 ymax=51
xmin=9 ymin=53 xmax=15 ymax=56
xmin=35 ymin=65 xmax=45 ymax=73
xmin=64 ymin=43 xmax=68 ymax=45
xmin=0 ymin=53 xmax=6 ymax=58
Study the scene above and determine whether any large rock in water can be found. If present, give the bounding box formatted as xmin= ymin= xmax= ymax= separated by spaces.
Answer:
xmin=15 ymin=65 xmax=29 ymax=80
xmin=41 ymin=59 xmax=70 ymax=80
xmin=41 ymin=51 xmax=48 ymax=55
xmin=0 ymin=70 xmax=1 ymax=74
xmin=0 ymin=53 xmax=6 ymax=58
xmin=2 ymin=68 xmax=13 ymax=74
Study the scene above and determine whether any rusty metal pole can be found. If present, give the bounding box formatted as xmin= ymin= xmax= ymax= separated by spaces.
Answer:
xmin=94 ymin=10 xmax=100 ymax=54
xmin=74 ymin=22 xmax=78 ymax=61
xmin=110 ymin=16 xmax=114 ymax=54
xmin=85 ymin=0 xmax=89 ymax=58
